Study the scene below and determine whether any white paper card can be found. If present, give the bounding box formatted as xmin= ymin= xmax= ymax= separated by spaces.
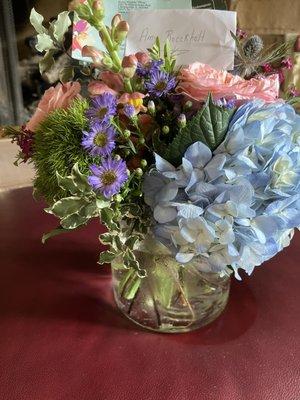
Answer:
xmin=126 ymin=9 xmax=237 ymax=70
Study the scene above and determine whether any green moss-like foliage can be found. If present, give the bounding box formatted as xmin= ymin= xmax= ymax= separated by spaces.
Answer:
xmin=33 ymin=98 xmax=99 ymax=203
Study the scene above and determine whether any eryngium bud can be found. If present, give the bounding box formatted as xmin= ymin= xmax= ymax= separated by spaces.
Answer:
xmin=243 ymin=35 xmax=264 ymax=59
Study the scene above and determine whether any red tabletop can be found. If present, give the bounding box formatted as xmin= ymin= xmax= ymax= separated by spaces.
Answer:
xmin=0 ymin=187 xmax=299 ymax=400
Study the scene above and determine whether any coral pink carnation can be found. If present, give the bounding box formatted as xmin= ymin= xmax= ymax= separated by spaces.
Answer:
xmin=177 ymin=63 xmax=280 ymax=104
xmin=26 ymin=82 xmax=81 ymax=132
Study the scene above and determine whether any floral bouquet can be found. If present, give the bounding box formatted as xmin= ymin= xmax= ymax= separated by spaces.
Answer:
xmin=6 ymin=0 xmax=300 ymax=333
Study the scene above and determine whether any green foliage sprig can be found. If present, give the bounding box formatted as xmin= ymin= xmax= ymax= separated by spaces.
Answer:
xmin=153 ymin=95 xmax=235 ymax=166
xmin=33 ymin=99 xmax=100 ymax=203
xmin=30 ymin=8 xmax=74 ymax=81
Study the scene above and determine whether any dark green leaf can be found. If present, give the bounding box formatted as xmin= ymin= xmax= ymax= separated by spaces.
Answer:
xmin=154 ymin=94 xmax=235 ymax=166
xmin=98 ymin=251 xmax=117 ymax=265
xmin=42 ymin=226 xmax=70 ymax=243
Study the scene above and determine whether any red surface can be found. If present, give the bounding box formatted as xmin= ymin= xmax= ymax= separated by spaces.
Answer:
xmin=0 ymin=188 xmax=300 ymax=400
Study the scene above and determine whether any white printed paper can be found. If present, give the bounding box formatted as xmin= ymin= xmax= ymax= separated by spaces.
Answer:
xmin=126 ymin=9 xmax=237 ymax=70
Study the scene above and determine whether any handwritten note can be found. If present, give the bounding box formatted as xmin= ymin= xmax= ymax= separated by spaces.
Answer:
xmin=126 ymin=9 xmax=237 ymax=70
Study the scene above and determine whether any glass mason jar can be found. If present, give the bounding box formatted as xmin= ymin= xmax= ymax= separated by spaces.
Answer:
xmin=111 ymin=237 xmax=231 ymax=333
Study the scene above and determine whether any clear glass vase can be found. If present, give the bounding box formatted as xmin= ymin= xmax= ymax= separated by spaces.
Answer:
xmin=111 ymin=238 xmax=231 ymax=333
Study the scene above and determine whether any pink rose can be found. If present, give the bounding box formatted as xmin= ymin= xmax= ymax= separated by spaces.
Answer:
xmin=177 ymin=63 xmax=280 ymax=104
xmin=26 ymin=82 xmax=81 ymax=132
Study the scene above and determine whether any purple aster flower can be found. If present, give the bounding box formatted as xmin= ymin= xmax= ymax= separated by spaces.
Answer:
xmin=82 ymin=122 xmax=116 ymax=157
xmin=215 ymin=97 xmax=237 ymax=109
xmin=123 ymin=104 xmax=135 ymax=118
xmin=86 ymin=93 xmax=117 ymax=123
xmin=88 ymin=158 xmax=128 ymax=198
xmin=136 ymin=59 xmax=164 ymax=77
xmin=145 ymin=70 xmax=177 ymax=97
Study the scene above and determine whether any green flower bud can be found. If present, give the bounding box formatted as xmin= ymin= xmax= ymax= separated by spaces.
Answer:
xmin=162 ymin=125 xmax=170 ymax=135
xmin=140 ymin=159 xmax=148 ymax=168
xmin=147 ymin=100 xmax=156 ymax=116
xmin=184 ymin=100 xmax=193 ymax=110
xmin=138 ymin=137 xmax=145 ymax=145
xmin=177 ymin=114 xmax=187 ymax=128
xmin=135 ymin=168 xmax=143 ymax=177
xmin=123 ymin=130 xmax=131 ymax=139
xmin=114 ymin=194 xmax=123 ymax=203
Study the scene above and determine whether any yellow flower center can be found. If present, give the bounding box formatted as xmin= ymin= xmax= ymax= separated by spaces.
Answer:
xmin=129 ymin=98 xmax=143 ymax=109
xmin=101 ymin=171 xmax=117 ymax=185
xmin=94 ymin=132 xmax=107 ymax=147
xmin=97 ymin=107 xmax=108 ymax=118
xmin=155 ymin=81 xmax=167 ymax=91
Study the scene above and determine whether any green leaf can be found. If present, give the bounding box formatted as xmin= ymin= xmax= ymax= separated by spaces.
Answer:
xmin=30 ymin=8 xmax=47 ymax=34
xmin=151 ymin=265 xmax=174 ymax=308
xmin=98 ymin=251 xmax=117 ymax=265
xmin=39 ymin=49 xmax=56 ymax=74
xmin=125 ymin=235 xmax=139 ymax=249
xmin=59 ymin=66 xmax=75 ymax=83
xmin=155 ymin=94 xmax=235 ymax=166
xmin=100 ymin=208 xmax=118 ymax=230
xmin=96 ymin=198 xmax=110 ymax=209
xmin=71 ymin=163 xmax=91 ymax=193
xmin=46 ymin=196 xmax=84 ymax=218
xmin=60 ymin=213 xmax=88 ymax=229
xmin=56 ymin=172 xmax=80 ymax=196
xmin=52 ymin=11 xmax=71 ymax=42
xmin=42 ymin=226 xmax=70 ymax=243
xmin=78 ymin=202 xmax=98 ymax=219
xmin=36 ymin=33 xmax=54 ymax=52
xmin=99 ymin=232 xmax=116 ymax=246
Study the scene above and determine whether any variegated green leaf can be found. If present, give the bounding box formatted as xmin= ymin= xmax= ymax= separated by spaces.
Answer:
xmin=30 ymin=8 xmax=47 ymax=34
xmin=36 ymin=33 xmax=54 ymax=52
xmin=52 ymin=11 xmax=71 ymax=42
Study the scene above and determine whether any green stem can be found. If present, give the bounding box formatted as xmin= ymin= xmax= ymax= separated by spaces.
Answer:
xmin=96 ymin=22 xmax=122 ymax=71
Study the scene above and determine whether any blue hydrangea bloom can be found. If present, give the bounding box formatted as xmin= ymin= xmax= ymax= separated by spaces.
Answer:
xmin=143 ymin=101 xmax=300 ymax=279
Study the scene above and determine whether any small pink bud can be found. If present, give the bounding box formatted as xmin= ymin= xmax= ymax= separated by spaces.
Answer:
xmin=236 ymin=28 xmax=247 ymax=40
xmin=114 ymin=21 xmax=130 ymax=43
xmin=92 ymin=0 xmax=103 ymax=9
xmin=122 ymin=55 xmax=138 ymax=69
xmin=111 ymin=13 xmax=122 ymax=28
xmin=262 ymin=63 xmax=273 ymax=74
xmin=122 ymin=55 xmax=138 ymax=78
xmin=82 ymin=45 xmax=104 ymax=67
xmin=135 ymin=52 xmax=150 ymax=65
xmin=281 ymin=57 xmax=293 ymax=70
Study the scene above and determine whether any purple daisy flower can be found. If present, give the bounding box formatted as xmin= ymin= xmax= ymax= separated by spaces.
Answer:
xmin=136 ymin=59 xmax=164 ymax=78
xmin=123 ymin=104 xmax=135 ymax=118
xmin=86 ymin=93 xmax=117 ymax=123
xmin=88 ymin=158 xmax=128 ymax=198
xmin=82 ymin=122 xmax=116 ymax=157
xmin=145 ymin=70 xmax=177 ymax=97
